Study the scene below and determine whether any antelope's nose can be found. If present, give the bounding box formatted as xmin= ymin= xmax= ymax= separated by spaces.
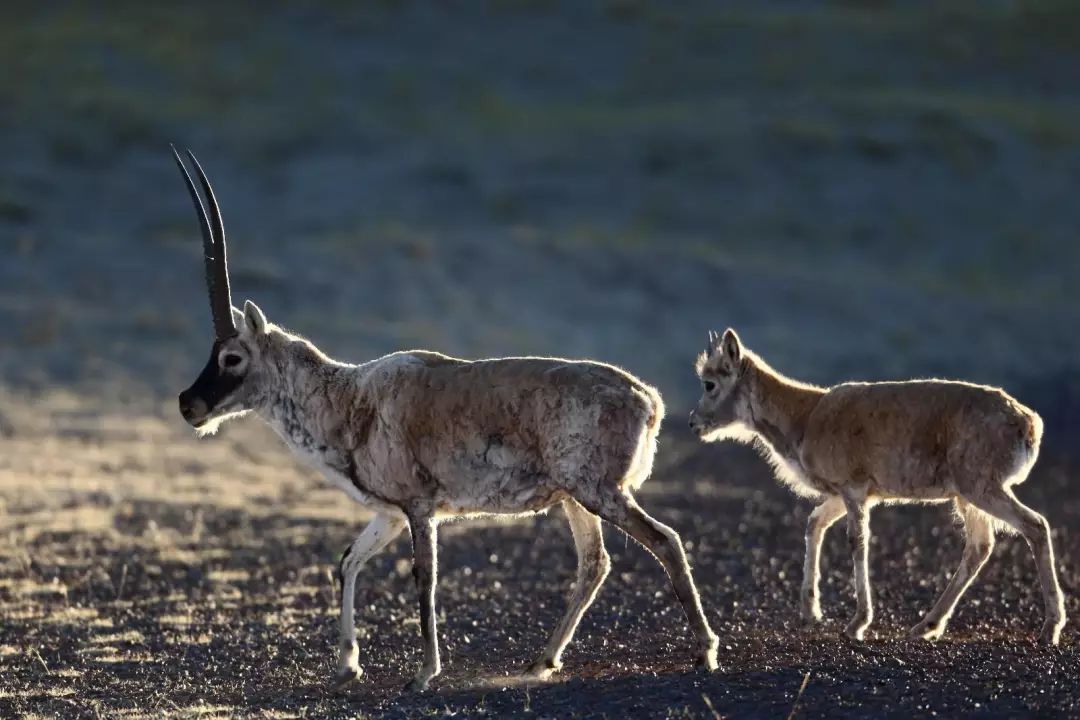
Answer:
xmin=178 ymin=391 xmax=207 ymax=424
xmin=688 ymin=411 xmax=698 ymax=429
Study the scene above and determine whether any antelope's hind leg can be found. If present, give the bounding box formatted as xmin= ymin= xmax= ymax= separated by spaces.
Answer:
xmin=971 ymin=489 xmax=1066 ymax=644
xmin=909 ymin=499 xmax=994 ymax=641
xmin=592 ymin=491 xmax=719 ymax=671
xmin=405 ymin=509 xmax=441 ymax=692
xmin=334 ymin=513 xmax=407 ymax=688
xmin=526 ymin=499 xmax=611 ymax=678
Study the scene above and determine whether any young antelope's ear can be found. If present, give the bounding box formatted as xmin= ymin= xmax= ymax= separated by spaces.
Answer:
xmin=242 ymin=299 xmax=267 ymax=336
xmin=720 ymin=328 xmax=742 ymax=367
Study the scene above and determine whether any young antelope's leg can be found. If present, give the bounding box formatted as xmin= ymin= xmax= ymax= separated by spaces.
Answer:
xmin=527 ymin=499 xmax=611 ymax=678
xmin=334 ymin=513 xmax=407 ymax=686
xmin=841 ymin=493 xmax=873 ymax=640
xmin=593 ymin=492 xmax=719 ymax=670
xmin=405 ymin=510 xmax=441 ymax=692
xmin=907 ymin=500 xmax=989 ymax=643
xmin=801 ymin=495 xmax=845 ymax=624
xmin=909 ymin=500 xmax=994 ymax=641
xmin=971 ymin=489 xmax=1066 ymax=644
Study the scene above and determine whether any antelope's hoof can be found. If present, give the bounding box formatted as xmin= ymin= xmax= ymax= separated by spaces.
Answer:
xmin=1039 ymin=619 xmax=1064 ymax=646
xmin=908 ymin=621 xmax=944 ymax=641
xmin=404 ymin=674 xmax=432 ymax=693
xmin=799 ymin=592 xmax=822 ymax=624
xmin=524 ymin=657 xmax=561 ymax=679
xmin=844 ymin=619 xmax=869 ymax=641
xmin=695 ymin=647 xmax=719 ymax=673
xmin=330 ymin=666 xmax=363 ymax=691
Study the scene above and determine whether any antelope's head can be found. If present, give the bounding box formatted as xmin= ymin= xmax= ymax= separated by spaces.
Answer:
xmin=689 ymin=328 xmax=745 ymax=440
xmin=173 ymin=148 xmax=272 ymax=435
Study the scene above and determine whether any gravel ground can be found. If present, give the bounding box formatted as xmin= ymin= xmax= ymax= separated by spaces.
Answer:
xmin=1 ymin=420 xmax=1076 ymax=719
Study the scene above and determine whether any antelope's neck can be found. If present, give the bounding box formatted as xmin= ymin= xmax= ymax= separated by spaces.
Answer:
xmin=258 ymin=348 xmax=357 ymax=462
xmin=745 ymin=364 xmax=823 ymax=463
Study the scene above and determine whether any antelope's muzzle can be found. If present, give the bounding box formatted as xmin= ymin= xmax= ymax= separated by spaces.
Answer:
xmin=178 ymin=390 xmax=209 ymax=426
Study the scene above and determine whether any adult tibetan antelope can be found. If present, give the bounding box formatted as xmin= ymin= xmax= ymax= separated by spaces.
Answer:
xmin=170 ymin=148 xmax=718 ymax=691
xmin=689 ymin=329 xmax=1065 ymax=645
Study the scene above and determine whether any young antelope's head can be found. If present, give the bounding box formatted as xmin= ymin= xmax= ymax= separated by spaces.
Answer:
xmin=689 ymin=328 xmax=745 ymax=440
xmin=171 ymin=147 xmax=274 ymax=435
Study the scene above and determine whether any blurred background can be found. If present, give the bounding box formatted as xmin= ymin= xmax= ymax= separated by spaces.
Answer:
xmin=2 ymin=2 xmax=1080 ymax=715
xmin=3 ymin=0 xmax=1079 ymax=414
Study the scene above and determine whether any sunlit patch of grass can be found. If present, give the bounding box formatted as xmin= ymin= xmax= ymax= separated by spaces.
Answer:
xmin=207 ymin=568 xmax=250 ymax=583
xmin=77 ymin=645 xmax=120 ymax=657
xmin=158 ymin=613 xmax=196 ymax=627
xmin=41 ymin=606 xmax=99 ymax=625
xmin=92 ymin=630 xmax=145 ymax=645
xmin=89 ymin=652 xmax=154 ymax=664
xmin=4 ymin=578 xmax=68 ymax=599
xmin=43 ymin=686 xmax=77 ymax=697
xmin=156 ymin=547 xmax=201 ymax=565
xmin=170 ymin=705 xmax=239 ymax=720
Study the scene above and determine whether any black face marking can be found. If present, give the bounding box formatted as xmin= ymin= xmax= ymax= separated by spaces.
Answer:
xmin=180 ymin=339 xmax=245 ymax=419
xmin=703 ymin=380 xmax=716 ymax=393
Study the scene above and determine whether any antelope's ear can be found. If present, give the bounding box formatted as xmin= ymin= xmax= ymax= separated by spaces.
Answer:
xmin=242 ymin=299 xmax=267 ymax=336
xmin=720 ymin=328 xmax=742 ymax=367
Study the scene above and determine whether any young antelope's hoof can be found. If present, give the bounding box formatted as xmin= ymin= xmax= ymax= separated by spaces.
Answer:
xmin=1039 ymin=619 xmax=1065 ymax=646
xmin=524 ymin=657 xmax=561 ymax=679
xmin=330 ymin=666 xmax=363 ymax=691
xmin=844 ymin=619 xmax=870 ymax=641
xmin=908 ymin=621 xmax=944 ymax=641
xmin=799 ymin=593 xmax=822 ymax=625
xmin=695 ymin=647 xmax=719 ymax=672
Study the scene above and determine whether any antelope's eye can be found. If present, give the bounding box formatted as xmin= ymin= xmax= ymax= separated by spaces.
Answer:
xmin=223 ymin=354 xmax=243 ymax=368
xmin=703 ymin=380 xmax=716 ymax=393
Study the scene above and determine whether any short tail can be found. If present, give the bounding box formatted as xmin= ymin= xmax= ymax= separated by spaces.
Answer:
xmin=1024 ymin=408 xmax=1044 ymax=453
xmin=624 ymin=382 xmax=665 ymax=491
xmin=641 ymin=382 xmax=666 ymax=436
xmin=1003 ymin=404 xmax=1042 ymax=493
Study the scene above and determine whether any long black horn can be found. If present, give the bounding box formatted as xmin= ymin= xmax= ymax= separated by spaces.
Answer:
xmin=171 ymin=146 xmax=236 ymax=339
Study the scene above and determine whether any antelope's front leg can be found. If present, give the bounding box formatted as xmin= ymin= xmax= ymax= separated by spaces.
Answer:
xmin=334 ymin=513 xmax=407 ymax=688
xmin=800 ymin=495 xmax=845 ymax=624
xmin=405 ymin=510 xmax=441 ymax=692
xmin=841 ymin=492 xmax=873 ymax=640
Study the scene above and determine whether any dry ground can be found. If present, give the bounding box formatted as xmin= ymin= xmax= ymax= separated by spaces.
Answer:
xmin=3 ymin=2 xmax=1080 ymax=718
xmin=1 ymin=389 xmax=1077 ymax=719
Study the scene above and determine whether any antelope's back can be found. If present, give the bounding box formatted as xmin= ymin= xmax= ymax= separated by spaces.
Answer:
xmin=371 ymin=351 xmax=663 ymax=510
xmin=804 ymin=379 xmax=1039 ymax=494
xmin=399 ymin=351 xmax=663 ymax=431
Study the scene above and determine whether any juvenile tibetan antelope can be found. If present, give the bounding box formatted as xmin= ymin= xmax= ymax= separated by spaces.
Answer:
xmin=690 ymin=329 xmax=1065 ymax=645
xmin=170 ymin=148 xmax=718 ymax=691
